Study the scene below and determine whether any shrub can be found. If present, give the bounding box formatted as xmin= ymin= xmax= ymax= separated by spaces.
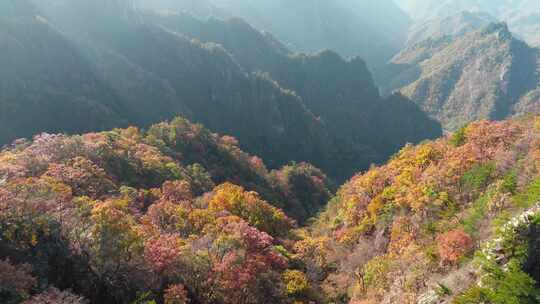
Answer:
xmin=461 ymin=192 xmax=490 ymax=235
xmin=283 ymin=270 xmax=309 ymax=296
xmin=435 ymin=283 xmax=452 ymax=296
xmin=453 ymin=286 xmax=490 ymax=304
xmin=164 ymin=284 xmax=189 ymax=304
xmin=514 ymin=178 xmax=540 ymax=208
xmin=22 ymin=288 xmax=87 ymax=304
xmin=436 ymin=229 xmax=473 ymax=264
xmin=461 ymin=163 xmax=495 ymax=190
xmin=0 ymin=260 xmax=36 ymax=304
xmin=501 ymin=169 xmax=518 ymax=194
xmin=449 ymin=126 xmax=467 ymax=147
xmin=362 ymin=256 xmax=391 ymax=292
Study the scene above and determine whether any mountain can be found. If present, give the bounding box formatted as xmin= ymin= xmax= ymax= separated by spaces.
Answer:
xmin=5 ymin=2 xmax=540 ymax=304
xmin=300 ymin=115 xmax=540 ymax=303
xmin=379 ymin=22 xmax=540 ymax=130
xmin=0 ymin=0 xmax=442 ymax=181
xmin=374 ymin=11 xmax=496 ymax=96
xmin=143 ymin=10 xmax=442 ymax=179
xmin=396 ymin=0 xmax=540 ymax=20
xmin=405 ymin=11 xmax=496 ymax=47
xmin=395 ymin=0 xmax=540 ymax=47
xmin=395 ymin=0 xmax=501 ymax=20
xmin=139 ymin=0 xmax=412 ymax=67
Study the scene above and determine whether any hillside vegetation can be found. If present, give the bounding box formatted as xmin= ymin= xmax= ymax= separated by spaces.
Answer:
xmin=5 ymin=112 xmax=540 ymax=303
xmin=0 ymin=116 xmax=337 ymax=303
xmin=7 ymin=1 xmax=540 ymax=304
xmin=300 ymin=114 xmax=540 ymax=303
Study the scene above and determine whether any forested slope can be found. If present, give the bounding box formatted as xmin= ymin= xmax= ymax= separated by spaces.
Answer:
xmin=0 ymin=116 xmax=335 ymax=303
xmin=0 ymin=0 xmax=331 ymax=177
xmin=5 ymin=109 xmax=540 ymax=303
xmin=300 ymin=114 xmax=540 ymax=303
xmin=140 ymin=0 xmax=411 ymax=67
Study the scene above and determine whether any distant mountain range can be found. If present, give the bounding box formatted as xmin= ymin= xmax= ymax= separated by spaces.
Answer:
xmin=144 ymin=10 xmax=441 ymax=178
xmin=0 ymin=0 xmax=441 ymax=181
xmin=139 ymin=0 xmax=412 ymax=67
xmin=396 ymin=0 xmax=540 ymax=47
xmin=404 ymin=11 xmax=497 ymax=47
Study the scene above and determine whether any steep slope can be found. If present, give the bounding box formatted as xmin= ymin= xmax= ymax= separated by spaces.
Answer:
xmin=300 ymin=115 xmax=540 ymax=303
xmin=0 ymin=5 xmax=129 ymax=145
xmin=144 ymin=10 xmax=442 ymax=179
xmin=391 ymin=23 xmax=540 ymax=130
xmin=139 ymin=0 xmax=411 ymax=67
xmin=374 ymin=11 xmax=495 ymax=95
xmin=374 ymin=12 xmax=496 ymax=95
xmin=6 ymin=113 xmax=540 ymax=304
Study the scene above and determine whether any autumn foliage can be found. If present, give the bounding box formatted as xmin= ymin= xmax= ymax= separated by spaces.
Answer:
xmin=0 ymin=117 xmax=328 ymax=303
xmin=296 ymin=117 xmax=540 ymax=303
xmin=4 ymin=114 xmax=540 ymax=303
xmin=436 ymin=229 xmax=473 ymax=264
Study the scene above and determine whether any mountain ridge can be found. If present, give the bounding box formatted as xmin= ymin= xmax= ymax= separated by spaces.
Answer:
xmin=139 ymin=0 xmax=412 ymax=67
xmin=377 ymin=20 xmax=540 ymax=130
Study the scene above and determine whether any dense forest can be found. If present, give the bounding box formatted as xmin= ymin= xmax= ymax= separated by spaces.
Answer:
xmin=5 ymin=110 xmax=540 ymax=303
xmin=6 ymin=0 xmax=540 ymax=303
xmin=0 ymin=117 xmax=334 ymax=303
